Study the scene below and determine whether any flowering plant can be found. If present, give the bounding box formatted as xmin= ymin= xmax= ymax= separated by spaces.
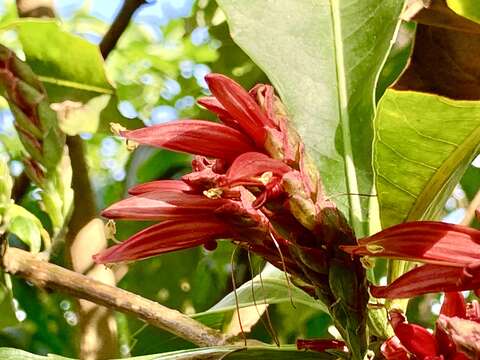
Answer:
xmin=0 ymin=1 xmax=479 ymax=359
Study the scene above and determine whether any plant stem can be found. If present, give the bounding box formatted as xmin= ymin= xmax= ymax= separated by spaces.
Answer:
xmin=1 ymin=247 xmax=230 ymax=347
xmin=100 ymin=0 xmax=147 ymax=58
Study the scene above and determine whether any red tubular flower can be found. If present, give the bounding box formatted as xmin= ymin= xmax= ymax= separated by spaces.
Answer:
xmin=382 ymin=293 xmax=473 ymax=360
xmin=341 ymin=221 xmax=480 ymax=297
xmin=92 ymin=220 xmax=231 ymax=263
xmin=101 ymin=191 xmax=229 ymax=221
xmin=342 ymin=221 xmax=480 ymax=267
xmin=389 ymin=310 xmax=438 ymax=358
xmin=128 ymin=179 xmax=194 ymax=195
xmin=120 ymin=120 xmax=256 ymax=162
xmin=204 ymin=73 xmax=274 ymax=146
xmin=370 ymin=264 xmax=480 ymax=299
xmin=380 ymin=336 xmax=409 ymax=360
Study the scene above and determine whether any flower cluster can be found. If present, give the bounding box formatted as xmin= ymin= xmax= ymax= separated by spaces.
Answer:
xmin=382 ymin=292 xmax=480 ymax=359
xmin=0 ymin=44 xmax=65 ymax=184
xmin=94 ymin=73 xmax=368 ymax=356
xmin=341 ymin=221 xmax=480 ymax=298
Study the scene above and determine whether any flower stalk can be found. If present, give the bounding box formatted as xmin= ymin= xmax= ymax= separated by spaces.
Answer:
xmin=0 ymin=45 xmax=73 ymax=239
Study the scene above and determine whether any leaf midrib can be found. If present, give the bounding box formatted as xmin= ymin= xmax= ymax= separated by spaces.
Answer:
xmin=329 ymin=0 xmax=364 ymax=234
xmin=38 ymin=76 xmax=114 ymax=94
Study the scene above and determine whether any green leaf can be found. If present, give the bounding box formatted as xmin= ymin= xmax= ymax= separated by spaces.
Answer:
xmin=0 ymin=346 xmax=332 ymax=360
xmin=217 ymin=0 xmax=406 ymax=235
xmin=12 ymin=20 xmax=112 ymax=94
xmin=447 ymin=0 xmax=480 ymax=24
xmin=193 ymin=265 xmax=327 ymax=329
xmin=374 ymin=89 xmax=480 ymax=227
xmin=0 ymin=19 xmax=142 ymax=133
xmin=4 ymin=204 xmax=48 ymax=253
xmin=0 ymin=348 xmax=72 ymax=359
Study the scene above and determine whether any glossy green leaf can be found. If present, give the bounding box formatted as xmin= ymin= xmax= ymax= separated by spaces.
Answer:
xmin=217 ymin=0 xmax=405 ymax=235
xmin=192 ymin=266 xmax=328 ymax=332
xmin=195 ymin=265 xmax=327 ymax=322
xmin=374 ymin=89 xmax=480 ymax=227
xmin=0 ymin=19 xmax=141 ymax=133
xmin=447 ymin=0 xmax=480 ymax=24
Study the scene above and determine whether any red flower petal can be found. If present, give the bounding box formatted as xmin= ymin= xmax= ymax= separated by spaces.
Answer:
xmin=441 ymin=292 xmax=466 ymax=318
xmin=390 ymin=310 xmax=438 ymax=358
xmin=249 ymin=84 xmax=275 ymax=122
xmin=381 ymin=337 xmax=409 ymax=360
xmin=197 ymin=96 xmax=231 ymax=118
xmin=342 ymin=221 xmax=480 ymax=267
xmin=121 ymin=120 xmax=256 ymax=161
xmin=93 ymin=219 xmax=230 ymax=263
xmin=197 ymin=96 xmax=240 ymax=129
xmin=205 ymin=73 xmax=272 ymax=146
xmin=101 ymin=191 xmax=228 ymax=220
xmin=466 ymin=300 xmax=480 ymax=322
xmin=371 ymin=264 xmax=480 ymax=299
xmin=128 ymin=180 xmax=193 ymax=195
xmin=225 ymin=152 xmax=291 ymax=187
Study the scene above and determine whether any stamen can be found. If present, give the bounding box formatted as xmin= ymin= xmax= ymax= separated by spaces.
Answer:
xmin=110 ymin=122 xmax=126 ymax=135
xmin=110 ymin=122 xmax=138 ymax=151
xmin=366 ymin=244 xmax=384 ymax=254
xmin=203 ymin=187 xmax=223 ymax=199
xmin=360 ymin=256 xmax=375 ymax=269
xmin=258 ymin=171 xmax=273 ymax=185
xmin=105 ymin=219 xmax=120 ymax=243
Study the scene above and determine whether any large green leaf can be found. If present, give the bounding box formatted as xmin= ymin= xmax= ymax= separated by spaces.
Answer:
xmin=217 ymin=0 xmax=405 ymax=235
xmin=198 ymin=266 xmax=327 ymax=317
xmin=0 ymin=19 xmax=141 ymax=133
xmin=374 ymin=89 xmax=480 ymax=227
xmin=192 ymin=265 xmax=327 ymax=331
xmin=0 ymin=345 xmax=333 ymax=360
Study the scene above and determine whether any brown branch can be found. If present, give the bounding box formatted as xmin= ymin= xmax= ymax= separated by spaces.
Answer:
xmin=100 ymin=0 xmax=147 ymax=58
xmin=65 ymin=135 xmax=97 ymax=244
xmin=2 ymin=247 xmax=230 ymax=347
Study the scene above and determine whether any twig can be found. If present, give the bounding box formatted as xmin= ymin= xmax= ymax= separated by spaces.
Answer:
xmin=461 ymin=188 xmax=480 ymax=225
xmin=1 ymin=247 xmax=230 ymax=347
xmin=100 ymin=0 xmax=147 ymax=58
